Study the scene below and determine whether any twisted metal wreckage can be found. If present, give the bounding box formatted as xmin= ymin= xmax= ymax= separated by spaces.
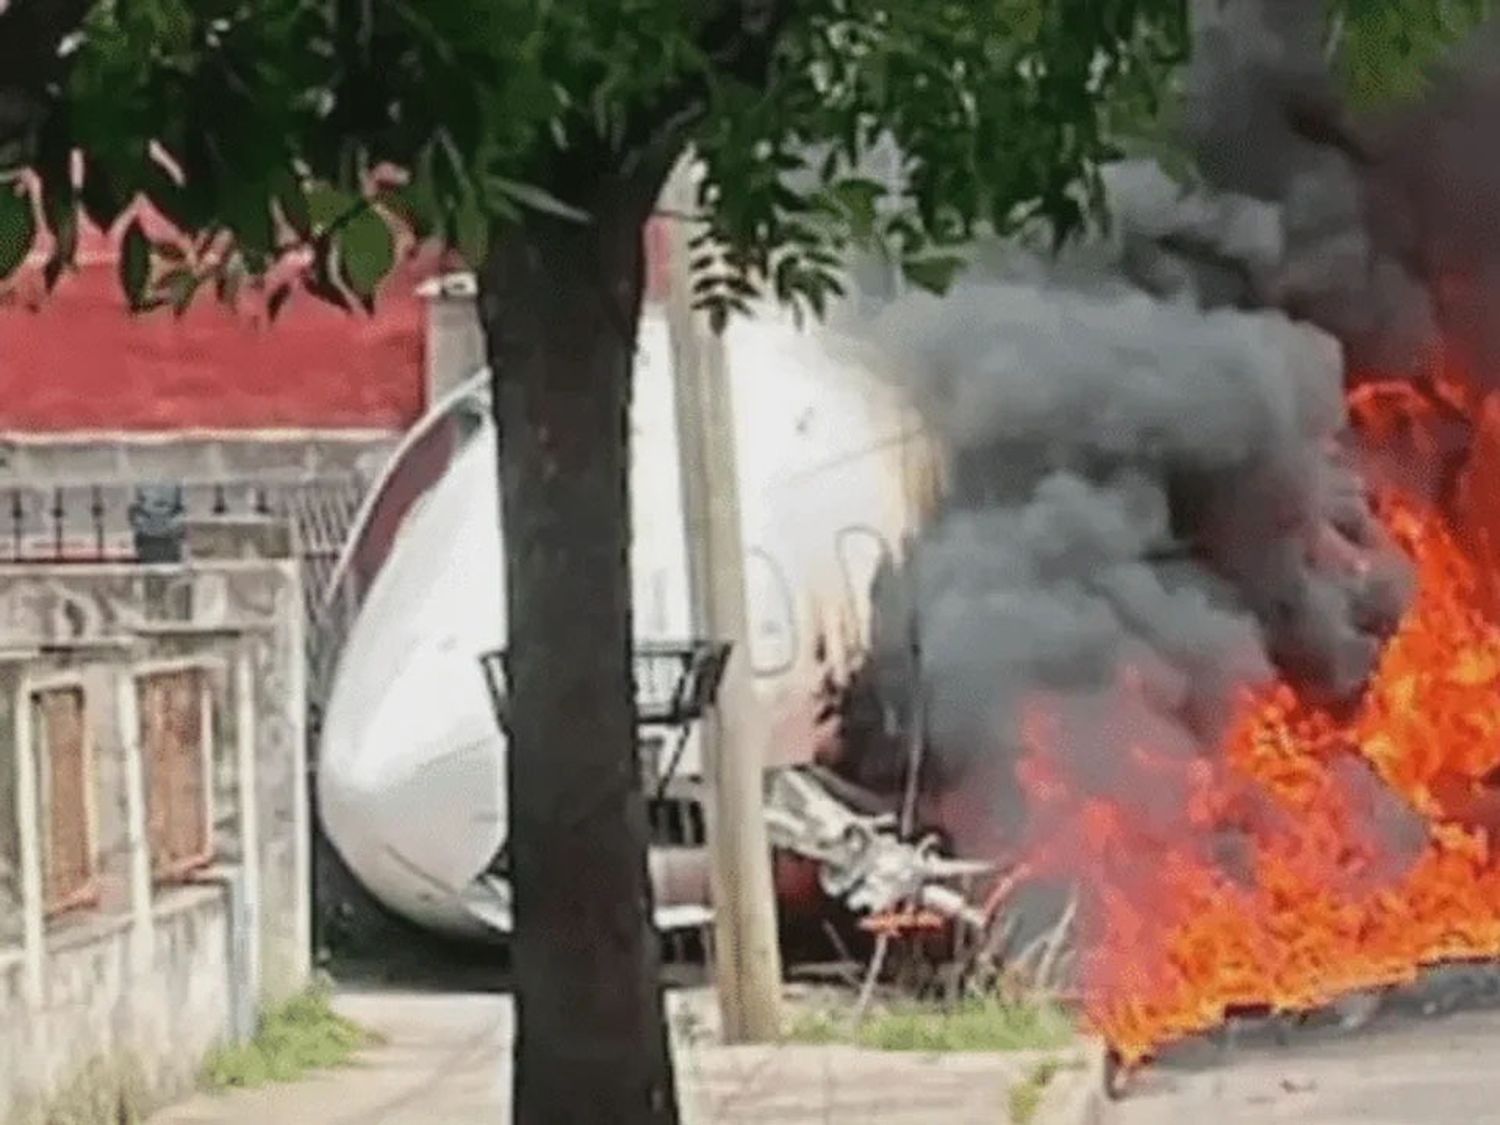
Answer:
xmin=313 ymin=309 xmax=995 ymax=949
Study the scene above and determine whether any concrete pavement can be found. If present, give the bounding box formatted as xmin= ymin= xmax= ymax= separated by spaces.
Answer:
xmin=1109 ymin=1005 xmax=1500 ymax=1125
xmin=149 ymin=989 xmax=1070 ymax=1125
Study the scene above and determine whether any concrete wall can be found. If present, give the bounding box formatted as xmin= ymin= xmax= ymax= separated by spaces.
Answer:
xmin=420 ymin=275 xmax=487 ymax=408
xmin=0 ymin=433 xmax=396 ymax=490
xmin=0 ymin=560 xmax=309 ymax=1125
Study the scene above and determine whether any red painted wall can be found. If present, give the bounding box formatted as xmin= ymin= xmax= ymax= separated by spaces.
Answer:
xmin=0 ymin=238 xmax=430 ymax=433
xmin=0 ymin=212 xmax=671 ymax=435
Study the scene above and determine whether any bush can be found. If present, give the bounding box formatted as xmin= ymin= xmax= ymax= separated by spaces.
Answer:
xmin=202 ymin=986 xmax=378 ymax=1092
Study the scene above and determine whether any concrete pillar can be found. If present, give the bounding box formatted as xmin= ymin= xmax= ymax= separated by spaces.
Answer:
xmin=285 ymin=572 xmax=312 ymax=994
xmin=233 ymin=644 xmax=263 ymax=1008
xmin=115 ymin=672 xmax=155 ymax=971
xmin=249 ymin=566 xmax=313 ymax=1003
xmin=419 ymin=273 xmax=486 ymax=406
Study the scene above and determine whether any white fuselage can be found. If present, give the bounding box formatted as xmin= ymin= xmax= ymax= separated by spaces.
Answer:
xmin=316 ymin=305 xmax=931 ymax=938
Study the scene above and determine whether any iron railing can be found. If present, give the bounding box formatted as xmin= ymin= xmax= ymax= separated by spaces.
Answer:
xmin=478 ymin=640 xmax=732 ymax=737
xmin=476 ymin=640 xmax=729 ymax=893
xmin=0 ymin=478 xmax=363 ymax=566
xmin=480 ymin=640 xmax=731 ymax=796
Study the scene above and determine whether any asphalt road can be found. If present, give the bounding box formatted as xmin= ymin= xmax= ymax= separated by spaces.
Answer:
xmin=1109 ymin=995 xmax=1500 ymax=1125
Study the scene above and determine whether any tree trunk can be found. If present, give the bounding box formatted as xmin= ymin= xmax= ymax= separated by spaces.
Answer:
xmin=479 ymin=185 xmax=679 ymax=1123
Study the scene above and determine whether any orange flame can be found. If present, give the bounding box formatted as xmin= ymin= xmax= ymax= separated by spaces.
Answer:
xmin=1016 ymin=372 xmax=1500 ymax=1066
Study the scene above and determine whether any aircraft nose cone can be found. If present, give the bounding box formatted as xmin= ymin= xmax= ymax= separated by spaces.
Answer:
xmin=318 ymin=639 xmax=505 ymax=931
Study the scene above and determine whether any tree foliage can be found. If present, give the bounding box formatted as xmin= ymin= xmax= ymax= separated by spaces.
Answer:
xmin=0 ymin=2 xmax=1489 ymax=314
xmin=0 ymin=1 xmax=1198 ymax=322
xmin=1331 ymin=0 xmax=1494 ymax=107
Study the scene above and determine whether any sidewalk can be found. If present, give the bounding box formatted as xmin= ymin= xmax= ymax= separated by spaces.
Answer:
xmin=148 ymin=989 xmax=1058 ymax=1125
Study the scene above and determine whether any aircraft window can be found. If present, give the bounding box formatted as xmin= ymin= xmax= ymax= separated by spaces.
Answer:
xmin=744 ymin=548 xmax=796 ymax=678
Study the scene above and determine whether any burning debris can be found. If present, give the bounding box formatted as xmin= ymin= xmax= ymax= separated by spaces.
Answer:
xmin=818 ymin=0 xmax=1500 ymax=1072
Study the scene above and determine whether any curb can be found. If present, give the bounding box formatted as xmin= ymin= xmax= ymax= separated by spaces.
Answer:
xmin=1032 ymin=1040 xmax=1107 ymax=1125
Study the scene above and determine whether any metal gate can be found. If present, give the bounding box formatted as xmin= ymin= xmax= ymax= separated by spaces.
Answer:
xmin=281 ymin=478 xmax=368 ymax=710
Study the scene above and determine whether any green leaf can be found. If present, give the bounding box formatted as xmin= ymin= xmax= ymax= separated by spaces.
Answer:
xmin=901 ymin=254 xmax=968 ymax=295
xmin=453 ymin=194 xmax=490 ymax=271
xmin=80 ymin=167 xmax=129 ymax=233
xmin=305 ymin=252 xmax=353 ymax=311
xmin=307 ymin=185 xmax=360 ymax=234
xmin=380 ymin=184 xmax=436 ymax=240
xmin=140 ymin=159 xmax=193 ymax=233
xmin=275 ymin=174 xmax=313 ymax=240
xmin=226 ymin=190 xmax=276 ymax=259
xmin=406 ymin=146 xmax=441 ymax=227
xmin=120 ymin=219 xmax=151 ymax=309
xmin=830 ymin=177 xmax=886 ymax=239
xmin=0 ymin=186 xmax=36 ymax=281
xmin=338 ymin=209 xmax=396 ymax=298
xmin=41 ymin=190 xmax=76 ymax=292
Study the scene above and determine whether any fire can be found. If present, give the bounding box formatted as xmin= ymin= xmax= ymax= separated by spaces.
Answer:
xmin=1016 ymin=372 xmax=1500 ymax=1066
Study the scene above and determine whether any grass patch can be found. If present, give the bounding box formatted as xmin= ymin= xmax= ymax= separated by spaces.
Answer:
xmin=786 ymin=996 xmax=1075 ymax=1054
xmin=784 ymin=1007 xmax=846 ymax=1046
xmin=202 ymin=986 xmax=379 ymax=1092
xmin=1008 ymin=1056 xmax=1086 ymax=1124
xmin=1008 ymin=1057 xmax=1061 ymax=1124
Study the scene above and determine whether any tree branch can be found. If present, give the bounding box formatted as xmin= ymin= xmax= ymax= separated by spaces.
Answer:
xmin=616 ymin=0 xmax=797 ymax=199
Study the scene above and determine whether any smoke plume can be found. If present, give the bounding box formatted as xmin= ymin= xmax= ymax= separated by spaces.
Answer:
xmin=835 ymin=0 xmax=1499 ymax=870
xmin=854 ymin=238 xmax=1410 ymax=845
xmin=1150 ymin=0 xmax=1500 ymax=384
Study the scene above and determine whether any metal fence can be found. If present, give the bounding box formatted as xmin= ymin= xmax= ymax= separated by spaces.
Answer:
xmin=0 ymin=474 xmax=370 ymax=703
xmin=0 ymin=479 xmax=365 ymax=563
xmin=281 ymin=479 xmax=367 ymax=707
xmin=3 ymin=481 xmax=261 ymax=563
